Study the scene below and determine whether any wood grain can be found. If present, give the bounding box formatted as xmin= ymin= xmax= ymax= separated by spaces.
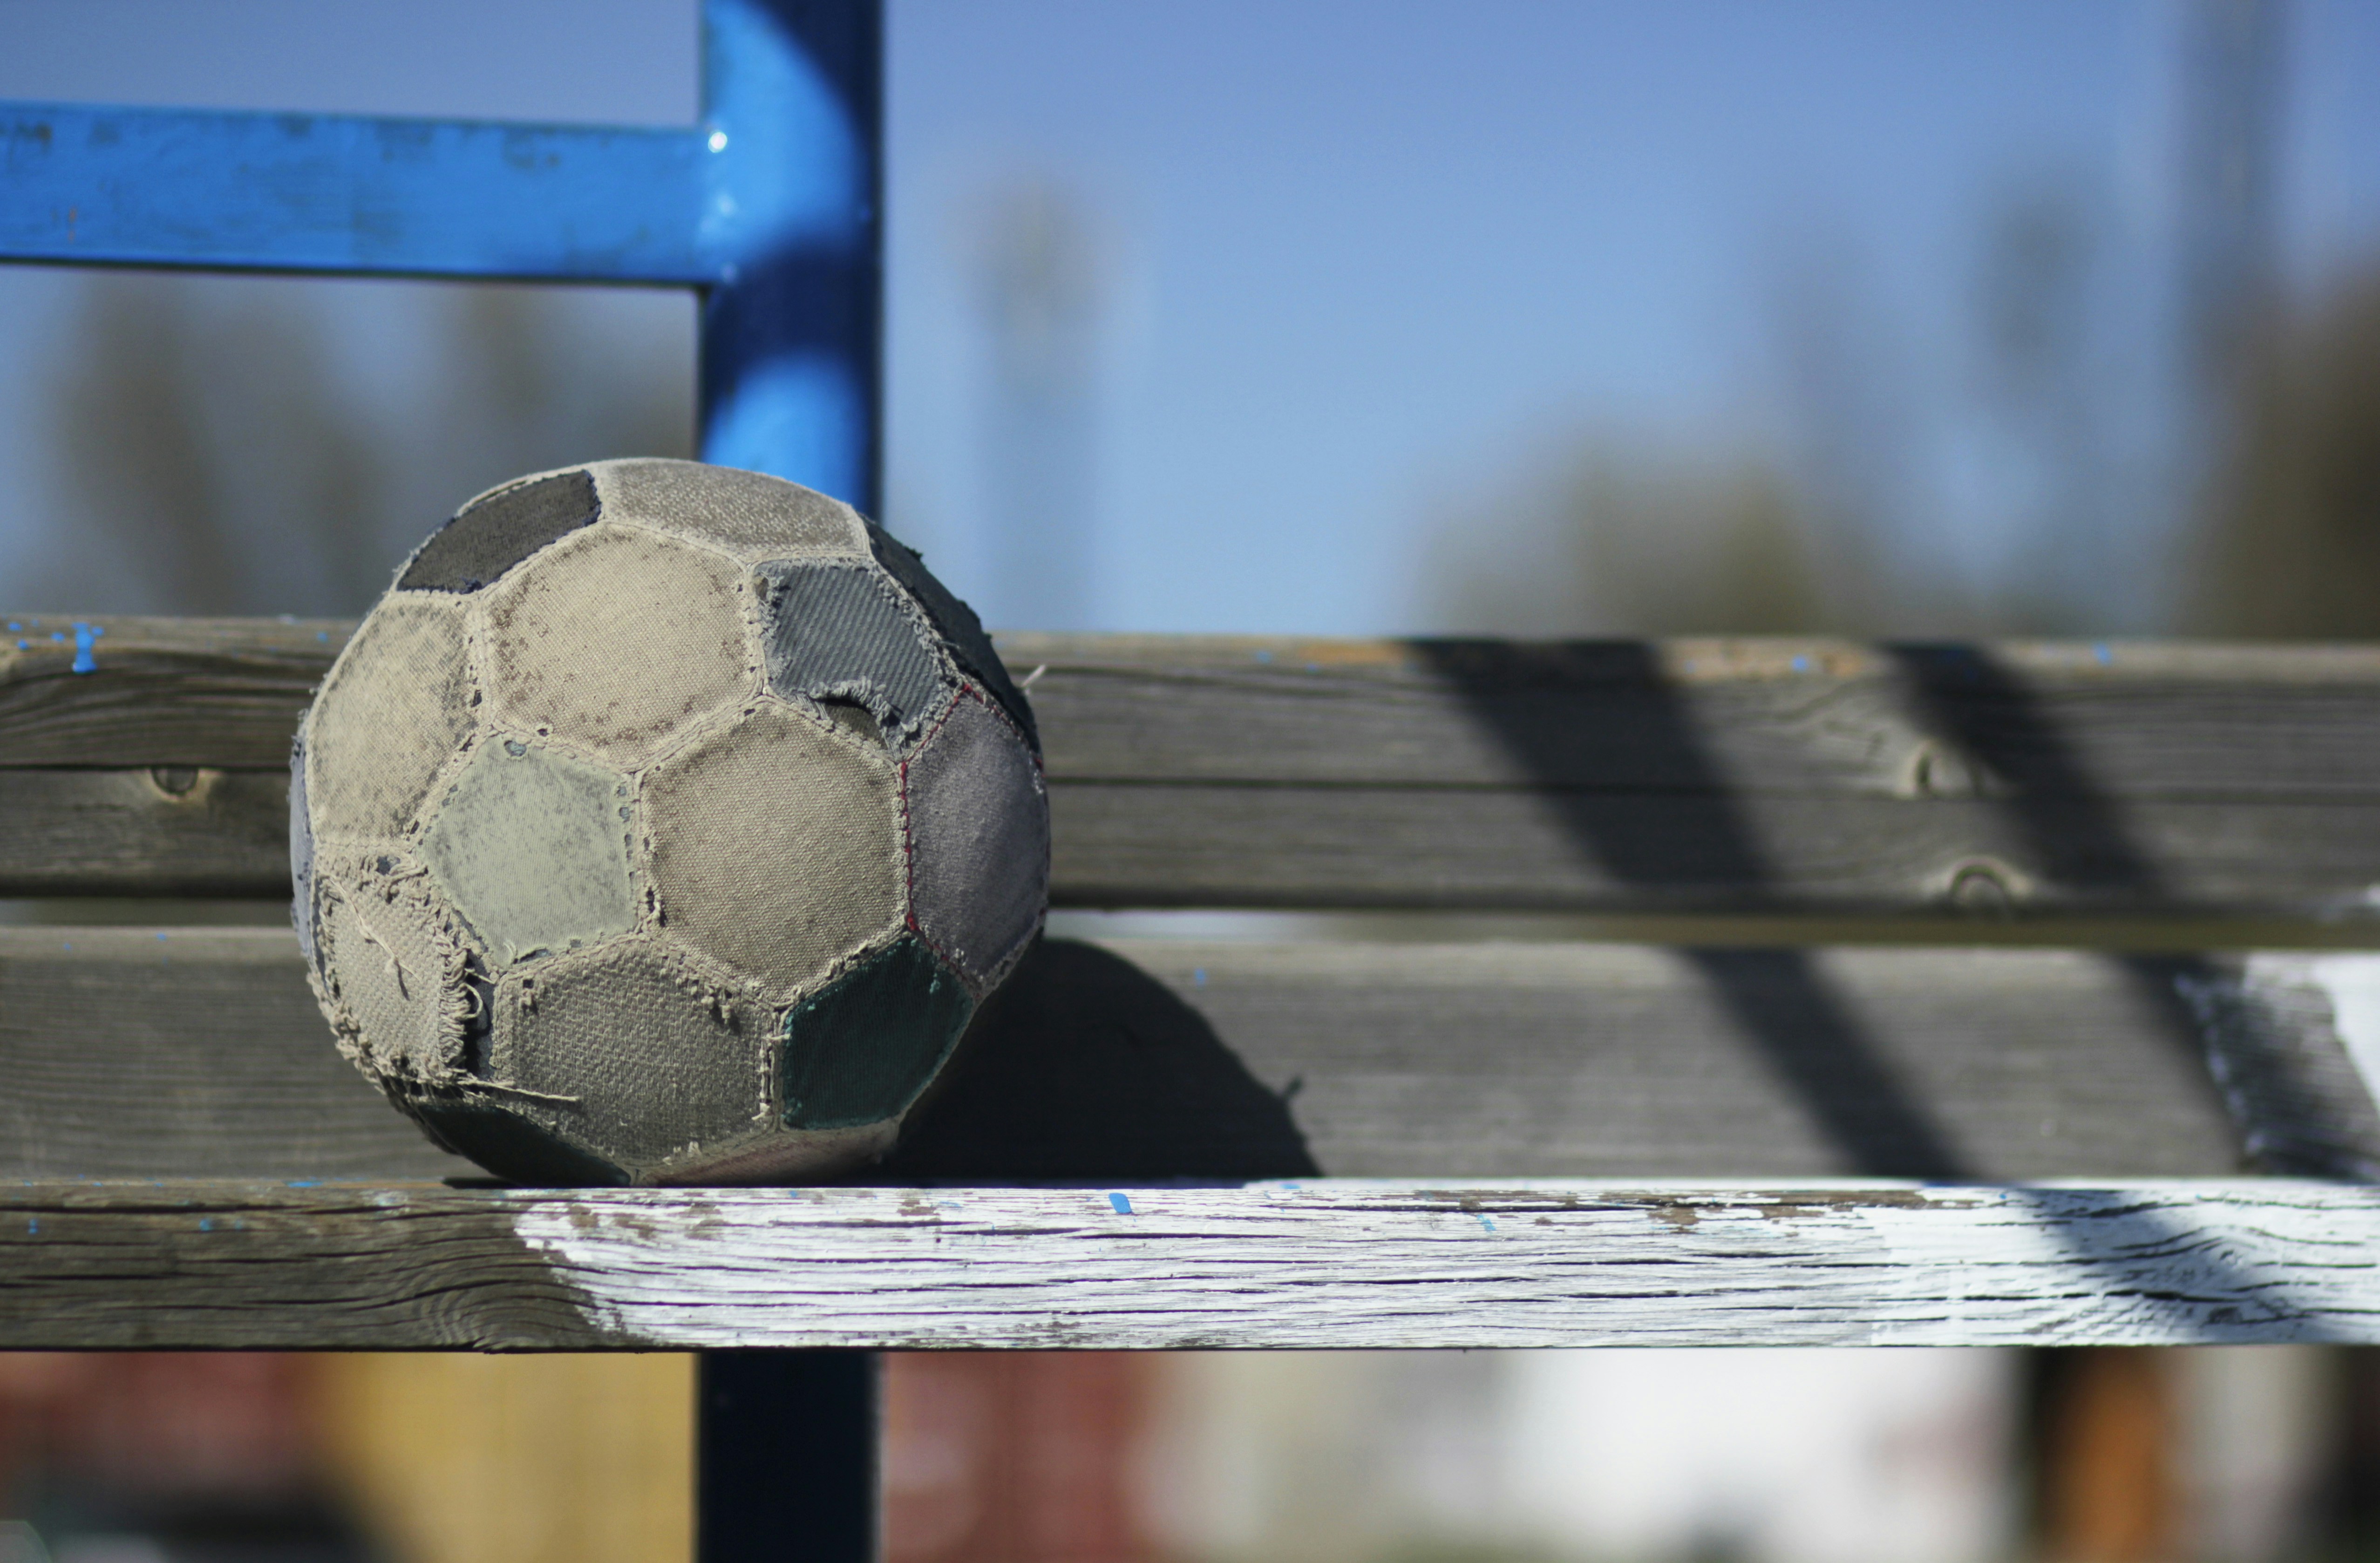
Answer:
xmin=20 ymin=927 xmax=2380 ymax=1182
xmin=0 ymin=1178 xmax=2375 ymax=1349
xmin=0 ymin=926 xmax=468 ymax=1180
xmin=11 ymin=621 xmax=2380 ymax=917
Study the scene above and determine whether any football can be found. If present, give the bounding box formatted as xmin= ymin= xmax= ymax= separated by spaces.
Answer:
xmin=291 ymin=459 xmax=1048 ymax=1186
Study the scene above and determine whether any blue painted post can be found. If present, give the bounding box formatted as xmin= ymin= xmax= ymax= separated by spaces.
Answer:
xmin=697 ymin=0 xmax=883 ymax=515
xmin=694 ymin=5 xmax=884 ymax=1561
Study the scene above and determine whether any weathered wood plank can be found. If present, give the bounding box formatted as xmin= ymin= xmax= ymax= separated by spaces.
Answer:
xmin=20 ymin=927 xmax=2380 ymax=1182
xmin=0 ymin=767 xmax=292 ymax=896
xmin=10 ymin=621 xmax=2380 ymax=918
xmin=8 ymin=765 xmax=2378 ymax=916
xmin=0 ymin=927 xmax=469 ymax=1181
xmin=0 ymin=1179 xmax=2374 ymax=1349
xmin=0 ymin=615 xmax=335 ymax=769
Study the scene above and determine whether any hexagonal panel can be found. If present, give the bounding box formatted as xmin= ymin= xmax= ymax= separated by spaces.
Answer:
xmin=313 ymin=856 xmax=469 ymax=1081
xmin=779 ymin=935 xmax=974 ymax=1130
xmin=904 ymin=691 xmax=1049 ymax=992
xmin=596 ymin=458 xmax=869 ymax=561
xmin=398 ymin=468 xmax=600 ymax=592
xmin=644 ymin=700 xmax=904 ymax=993
xmin=481 ymin=525 xmax=753 ymax=764
xmin=306 ymin=594 xmax=475 ymax=839
xmin=754 ymin=559 xmax=951 ymax=752
xmin=867 ymin=525 xmax=1039 ymax=751
xmin=420 ymin=740 xmax=636 ymax=966
xmin=489 ymin=935 xmax=773 ymax=1176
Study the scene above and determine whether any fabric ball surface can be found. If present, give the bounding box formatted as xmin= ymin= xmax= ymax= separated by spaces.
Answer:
xmin=292 ymin=459 xmax=1048 ymax=1185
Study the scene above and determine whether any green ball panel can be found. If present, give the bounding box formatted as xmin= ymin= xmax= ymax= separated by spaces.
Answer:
xmin=781 ymin=936 xmax=974 ymax=1131
xmin=421 ymin=742 xmax=636 ymax=966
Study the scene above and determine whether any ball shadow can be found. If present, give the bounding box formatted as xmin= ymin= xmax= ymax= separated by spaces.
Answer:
xmin=879 ymin=938 xmax=1319 ymax=1180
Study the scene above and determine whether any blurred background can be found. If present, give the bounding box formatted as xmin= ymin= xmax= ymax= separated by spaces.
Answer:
xmin=2 ymin=0 xmax=2379 ymax=1560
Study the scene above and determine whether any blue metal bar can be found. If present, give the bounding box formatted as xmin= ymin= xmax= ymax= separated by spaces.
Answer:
xmin=698 ymin=1351 xmax=878 ymax=1563
xmin=0 ymin=102 xmax=712 ymax=283
xmin=692 ymin=6 xmax=883 ymax=1556
xmin=696 ymin=0 xmax=881 ymax=510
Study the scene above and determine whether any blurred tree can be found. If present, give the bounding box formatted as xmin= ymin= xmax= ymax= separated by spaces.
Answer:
xmin=25 ymin=274 xmax=692 ymax=618
xmin=2183 ymin=268 xmax=2380 ymax=637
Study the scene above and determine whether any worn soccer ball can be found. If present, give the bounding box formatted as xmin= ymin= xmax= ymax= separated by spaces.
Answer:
xmin=291 ymin=459 xmax=1047 ymax=1185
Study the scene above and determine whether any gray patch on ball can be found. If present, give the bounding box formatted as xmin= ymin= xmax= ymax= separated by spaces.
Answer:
xmin=905 ymin=692 xmax=1050 ymax=993
xmin=865 ymin=524 xmax=1039 ymax=752
xmin=421 ymin=741 xmax=638 ymax=966
xmin=491 ymin=938 xmax=772 ymax=1177
xmin=397 ymin=468 xmax=600 ymax=592
xmin=754 ymin=558 xmax=950 ymax=752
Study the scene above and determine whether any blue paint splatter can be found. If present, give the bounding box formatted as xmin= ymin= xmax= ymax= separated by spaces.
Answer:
xmin=14 ymin=641 xmax=24 ymax=651
xmin=286 ymin=1180 xmax=320 ymax=1188
xmin=1192 ymin=967 xmax=1207 ymax=987
xmin=157 ymin=932 xmax=169 ymax=942
xmin=1792 ymin=655 xmax=1811 ymax=673
xmin=1475 ymin=1213 xmax=1497 ymax=1232
xmin=2094 ymin=643 xmax=2113 ymax=666
xmin=71 ymin=625 xmax=97 ymax=673
xmin=200 ymin=1218 xmax=213 ymax=1232
xmin=49 ymin=631 xmax=64 ymax=643
xmin=1108 ymin=1192 xmax=1133 ymax=1215
xmin=4 ymin=621 xmax=17 ymax=631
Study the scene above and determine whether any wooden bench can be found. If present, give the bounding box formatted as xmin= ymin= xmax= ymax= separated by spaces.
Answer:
xmin=9 ymin=620 xmax=2380 ymax=1350
xmin=13 ymin=5 xmax=2380 ymax=1558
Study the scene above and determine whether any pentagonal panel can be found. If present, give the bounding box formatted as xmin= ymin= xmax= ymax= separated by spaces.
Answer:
xmin=490 ymin=936 xmax=772 ymax=1176
xmin=398 ymin=468 xmax=600 ymax=592
xmin=481 ymin=526 xmax=752 ymax=764
xmin=289 ymin=722 xmax=316 ymax=963
xmin=755 ymin=559 xmax=951 ymax=752
xmin=779 ymin=936 xmax=975 ymax=1130
xmin=867 ymin=526 xmax=1039 ymax=751
xmin=313 ymin=857 xmax=469 ymax=1083
xmin=420 ymin=741 xmax=636 ymax=966
xmin=597 ymin=458 xmax=869 ymax=560
xmin=644 ymin=701 xmax=904 ymax=994
xmin=904 ymin=692 xmax=1049 ymax=992
xmin=306 ymin=594 xmax=475 ymax=840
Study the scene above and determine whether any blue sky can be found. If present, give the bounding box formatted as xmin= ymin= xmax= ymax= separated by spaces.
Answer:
xmin=0 ymin=0 xmax=2374 ymax=632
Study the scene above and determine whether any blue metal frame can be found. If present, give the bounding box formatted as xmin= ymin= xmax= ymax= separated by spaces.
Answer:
xmin=0 ymin=0 xmax=880 ymax=510
xmin=0 ymin=4 xmax=884 ymax=1558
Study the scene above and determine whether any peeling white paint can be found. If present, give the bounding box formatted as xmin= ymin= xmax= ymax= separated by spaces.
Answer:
xmin=2295 ymin=953 xmax=2380 ymax=1112
xmin=506 ymin=1179 xmax=2380 ymax=1350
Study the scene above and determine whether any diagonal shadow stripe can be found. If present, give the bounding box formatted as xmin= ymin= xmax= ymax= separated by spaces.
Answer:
xmin=1889 ymin=645 xmax=2349 ymax=1339
xmin=1415 ymin=640 xmax=1966 ymax=1178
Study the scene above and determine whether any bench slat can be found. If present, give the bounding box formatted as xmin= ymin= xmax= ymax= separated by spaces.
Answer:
xmin=9 ymin=622 xmax=2380 ymax=918
xmin=13 ymin=927 xmax=2378 ymax=1182
xmin=0 ymin=1178 xmax=2372 ymax=1349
